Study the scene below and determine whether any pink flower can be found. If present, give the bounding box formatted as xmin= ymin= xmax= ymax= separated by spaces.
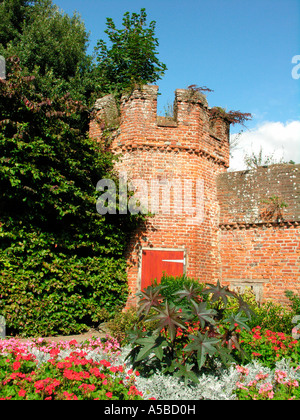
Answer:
xmin=288 ymin=380 xmax=299 ymax=387
xmin=34 ymin=380 xmax=45 ymax=393
xmin=236 ymin=366 xmax=249 ymax=376
xmin=56 ymin=362 xmax=65 ymax=369
xmin=106 ymin=392 xmax=113 ymax=398
xmin=12 ymin=361 xmax=21 ymax=371
xmin=128 ymin=385 xmax=143 ymax=397
xmin=90 ymin=367 xmax=101 ymax=377
xmin=259 ymin=382 xmax=273 ymax=395
xmin=49 ymin=348 xmax=60 ymax=357
xmin=236 ymin=381 xmax=248 ymax=390
xmin=255 ymin=372 xmax=269 ymax=381
xmin=247 ymin=380 xmax=258 ymax=387
xmin=100 ymin=359 xmax=111 ymax=368
xmin=18 ymin=389 xmax=26 ymax=397
xmin=275 ymin=370 xmax=288 ymax=384
xmin=63 ymin=391 xmax=78 ymax=400
xmin=79 ymin=384 xmax=95 ymax=393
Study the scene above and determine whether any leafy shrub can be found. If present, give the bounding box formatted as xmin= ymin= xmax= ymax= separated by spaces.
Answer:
xmin=108 ymin=308 xmax=140 ymax=346
xmin=239 ymin=326 xmax=300 ymax=369
xmin=108 ymin=307 xmax=159 ymax=346
xmin=247 ymin=300 xmax=294 ymax=334
xmin=0 ymin=225 xmax=129 ymax=337
xmin=225 ymin=288 xmax=257 ymax=316
xmin=0 ymin=58 xmax=142 ymax=337
xmin=285 ymin=291 xmax=300 ymax=315
xmin=160 ymin=274 xmax=205 ymax=307
xmin=126 ymin=281 xmax=253 ymax=383
xmin=225 ymin=289 xmax=296 ymax=335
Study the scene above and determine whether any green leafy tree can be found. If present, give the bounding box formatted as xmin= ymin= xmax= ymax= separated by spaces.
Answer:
xmin=0 ymin=3 xmax=167 ymax=336
xmin=1 ymin=3 xmax=167 ymax=104
xmin=94 ymin=8 xmax=167 ymax=98
xmin=0 ymin=58 xmax=141 ymax=336
xmin=0 ymin=0 xmax=95 ymax=103
xmin=0 ymin=0 xmax=31 ymax=48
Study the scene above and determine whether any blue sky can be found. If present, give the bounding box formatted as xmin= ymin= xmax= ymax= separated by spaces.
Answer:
xmin=54 ymin=0 xmax=300 ymax=168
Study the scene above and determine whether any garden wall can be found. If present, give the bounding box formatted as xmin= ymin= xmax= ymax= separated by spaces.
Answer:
xmin=217 ymin=165 xmax=300 ymax=304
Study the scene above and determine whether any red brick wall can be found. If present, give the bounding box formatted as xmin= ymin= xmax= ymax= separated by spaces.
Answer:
xmin=90 ymin=86 xmax=300 ymax=306
xmin=220 ymin=224 xmax=300 ymax=305
xmin=218 ymin=166 xmax=300 ymax=304
xmin=90 ymin=85 xmax=230 ymax=302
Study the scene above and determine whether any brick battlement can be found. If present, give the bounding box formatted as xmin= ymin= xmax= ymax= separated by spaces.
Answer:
xmin=90 ymin=85 xmax=230 ymax=167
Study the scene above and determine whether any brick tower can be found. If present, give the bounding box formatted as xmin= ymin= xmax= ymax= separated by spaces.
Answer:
xmin=90 ymin=85 xmax=231 ymax=303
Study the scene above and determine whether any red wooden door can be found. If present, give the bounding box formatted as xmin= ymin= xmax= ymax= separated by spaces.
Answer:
xmin=141 ymin=249 xmax=185 ymax=290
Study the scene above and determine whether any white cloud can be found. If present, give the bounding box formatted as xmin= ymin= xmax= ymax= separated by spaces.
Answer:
xmin=229 ymin=120 xmax=300 ymax=171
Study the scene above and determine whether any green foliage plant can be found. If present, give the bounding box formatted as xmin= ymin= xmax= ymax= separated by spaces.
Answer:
xmin=126 ymin=280 xmax=254 ymax=384
xmin=239 ymin=326 xmax=300 ymax=369
xmin=107 ymin=308 xmax=140 ymax=346
xmin=260 ymin=195 xmax=288 ymax=222
xmin=0 ymin=0 xmax=94 ymax=104
xmin=94 ymin=8 xmax=167 ymax=99
xmin=285 ymin=290 xmax=300 ymax=316
xmin=0 ymin=58 xmax=142 ymax=337
xmin=160 ymin=274 xmax=206 ymax=308
xmin=247 ymin=300 xmax=294 ymax=334
xmin=1 ymin=2 xmax=166 ymax=106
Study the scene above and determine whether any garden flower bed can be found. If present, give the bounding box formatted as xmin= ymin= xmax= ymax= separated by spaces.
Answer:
xmin=1 ymin=281 xmax=299 ymax=400
xmin=1 ymin=329 xmax=300 ymax=400
xmin=0 ymin=336 xmax=144 ymax=400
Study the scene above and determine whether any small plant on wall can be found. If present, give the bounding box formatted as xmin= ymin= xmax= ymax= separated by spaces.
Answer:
xmin=260 ymin=195 xmax=288 ymax=222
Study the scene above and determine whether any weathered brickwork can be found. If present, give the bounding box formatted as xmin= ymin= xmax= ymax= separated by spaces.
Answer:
xmin=90 ymin=85 xmax=300 ymax=305
xmin=220 ymin=225 xmax=299 ymax=305
xmin=218 ymin=165 xmax=300 ymax=305
xmin=217 ymin=165 xmax=300 ymax=225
